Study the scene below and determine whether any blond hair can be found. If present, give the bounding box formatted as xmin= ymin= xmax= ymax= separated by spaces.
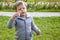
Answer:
xmin=14 ymin=1 xmax=26 ymax=10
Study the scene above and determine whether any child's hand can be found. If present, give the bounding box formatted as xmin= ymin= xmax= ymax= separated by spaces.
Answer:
xmin=11 ymin=13 xmax=18 ymax=19
xmin=11 ymin=11 xmax=20 ymax=19
xmin=36 ymin=30 xmax=40 ymax=35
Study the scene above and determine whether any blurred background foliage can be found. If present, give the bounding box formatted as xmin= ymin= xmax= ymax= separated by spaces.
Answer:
xmin=0 ymin=0 xmax=60 ymax=12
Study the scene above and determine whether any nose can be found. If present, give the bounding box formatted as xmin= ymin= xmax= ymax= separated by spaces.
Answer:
xmin=21 ymin=9 xmax=23 ymax=11
xmin=21 ymin=9 xmax=25 ymax=12
xmin=21 ymin=8 xmax=24 ymax=11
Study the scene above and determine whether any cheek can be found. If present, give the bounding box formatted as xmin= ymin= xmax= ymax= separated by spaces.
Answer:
xmin=16 ymin=10 xmax=20 ymax=12
xmin=23 ymin=8 xmax=27 ymax=12
xmin=25 ymin=9 xmax=27 ymax=11
xmin=17 ymin=10 xmax=22 ymax=13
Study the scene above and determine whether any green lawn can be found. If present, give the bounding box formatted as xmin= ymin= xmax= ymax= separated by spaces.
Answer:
xmin=26 ymin=0 xmax=46 ymax=2
xmin=0 ymin=9 xmax=60 ymax=12
xmin=27 ymin=9 xmax=60 ymax=12
xmin=0 ymin=16 xmax=60 ymax=40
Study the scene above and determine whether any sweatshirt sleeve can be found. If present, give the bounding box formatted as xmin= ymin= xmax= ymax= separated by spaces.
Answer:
xmin=7 ymin=18 xmax=16 ymax=29
xmin=31 ymin=17 xmax=41 ymax=33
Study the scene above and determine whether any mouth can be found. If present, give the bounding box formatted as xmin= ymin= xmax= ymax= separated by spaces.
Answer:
xmin=22 ymin=12 xmax=26 ymax=14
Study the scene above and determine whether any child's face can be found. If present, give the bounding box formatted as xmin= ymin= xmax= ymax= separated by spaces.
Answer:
xmin=16 ymin=4 xmax=27 ymax=16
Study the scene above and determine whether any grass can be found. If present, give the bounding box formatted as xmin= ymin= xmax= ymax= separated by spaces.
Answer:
xmin=0 ymin=9 xmax=60 ymax=12
xmin=33 ymin=17 xmax=60 ymax=40
xmin=5 ymin=0 xmax=60 ymax=2
xmin=27 ymin=9 xmax=60 ymax=12
xmin=0 ymin=16 xmax=60 ymax=40
xmin=10 ymin=0 xmax=47 ymax=2
xmin=26 ymin=0 xmax=47 ymax=2
xmin=0 ymin=9 xmax=15 ymax=12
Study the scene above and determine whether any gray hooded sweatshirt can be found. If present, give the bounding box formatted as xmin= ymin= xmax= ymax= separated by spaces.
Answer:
xmin=7 ymin=14 xmax=40 ymax=40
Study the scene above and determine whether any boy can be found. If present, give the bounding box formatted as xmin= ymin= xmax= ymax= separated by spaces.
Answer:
xmin=7 ymin=1 xmax=41 ymax=40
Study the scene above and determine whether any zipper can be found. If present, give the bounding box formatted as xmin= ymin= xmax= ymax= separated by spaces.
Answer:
xmin=24 ymin=20 xmax=27 ymax=40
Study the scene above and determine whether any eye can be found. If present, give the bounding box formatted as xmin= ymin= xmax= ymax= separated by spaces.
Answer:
xmin=23 ymin=8 xmax=25 ymax=9
xmin=18 ymin=8 xmax=21 ymax=10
